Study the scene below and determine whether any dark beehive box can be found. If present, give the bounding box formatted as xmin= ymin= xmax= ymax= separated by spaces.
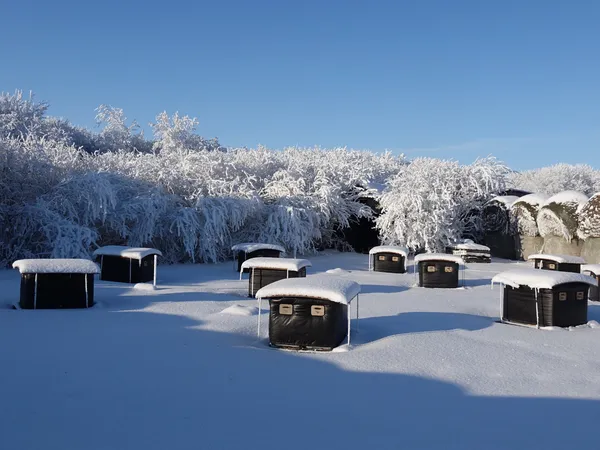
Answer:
xmin=418 ymin=260 xmax=460 ymax=288
xmin=502 ymin=283 xmax=589 ymax=327
xmin=269 ymin=297 xmax=348 ymax=350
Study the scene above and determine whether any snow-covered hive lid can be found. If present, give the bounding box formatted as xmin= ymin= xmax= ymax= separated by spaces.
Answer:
xmin=240 ymin=257 xmax=311 ymax=271
xmin=369 ymin=245 xmax=409 ymax=257
xmin=492 ymin=268 xmax=597 ymax=289
xmin=92 ymin=245 xmax=162 ymax=260
xmin=581 ymin=264 xmax=600 ymax=276
xmin=487 ymin=195 xmax=519 ymax=208
xmin=451 ymin=242 xmax=490 ymax=251
xmin=256 ymin=275 xmax=360 ymax=305
xmin=231 ymin=243 xmax=286 ymax=253
xmin=414 ymin=253 xmax=463 ymax=265
xmin=13 ymin=259 xmax=100 ymax=274
xmin=511 ymin=193 xmax=549 ymax=208
xmin=527 ymin=254 xmax=585 ymax=264
xmin=542 ymin=191 xmax=588 ymax=207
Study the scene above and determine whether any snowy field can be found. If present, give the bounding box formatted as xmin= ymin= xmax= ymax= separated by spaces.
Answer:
xmin=1 ymin=252 xmax=600 ymax=450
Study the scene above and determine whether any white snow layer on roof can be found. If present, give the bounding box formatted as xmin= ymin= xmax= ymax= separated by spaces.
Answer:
xmin=543 ymin=191 xmax=588 ymax=206
xmin=240 ymin=257 xmax=311 ymax=271
xmin=511 ymin=193 xmax=549 ymax=208
xmin=527 ymin=254 xmax=585 ymax=264
xmin=488 ymin=196 xmax=519 ymax=207
xmin=369 ymin=245 xmax=409 ymax=257
xmin=582 ymin=264 xmax=600 ymax=275
xmin=256 ymin=274 xmax=361 ymax=304
xmin=92 ymin=245 xmax=162 ymax=260
xmin=414 ymin=253 xmax=463 ymax=264
xmin=231 ymin=243 xmax=286 ymax=253
xmin=451 ymin=243 xmax=490 ymax=251
xmin=12 ymin=259 xmax=100 ymax=274
xmin=492 ymin=268 xmax=597 ymax=289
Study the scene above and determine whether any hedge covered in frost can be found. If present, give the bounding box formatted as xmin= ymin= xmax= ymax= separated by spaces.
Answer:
xmin=1 ymin=90 xmax=599 ymax=266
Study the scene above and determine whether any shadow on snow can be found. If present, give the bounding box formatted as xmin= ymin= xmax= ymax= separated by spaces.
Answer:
xmin=0 ymin=307 xmax=598 ymax=450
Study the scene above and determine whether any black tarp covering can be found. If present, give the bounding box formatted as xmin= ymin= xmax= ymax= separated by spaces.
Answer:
xmin=268 ymin=297 xmax=348 ymax=350
xmin=237 ymin=249 xmax=282 ymax=272
xmin=532 ymin=259 xmax=582 ymax=273
xmin=99 ymin=255 xmax=155 ymax=283
xmin=502 ymin=283 xmax=589 ymax=327
xmin=418 ymin=261 xmax=459 ymax=288
xmin=19 ymin=273 xmax=94 ymax=309
xmin=372 ymin=252 xmax=406 ymax=273
xmin=482 ymin=203 xmax=518 ymax=260
xmin=248 ymin=267 xmax=306 ymax=297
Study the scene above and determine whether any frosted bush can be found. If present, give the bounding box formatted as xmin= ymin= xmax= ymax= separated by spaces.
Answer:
xmin=10 ymin=90 xmax=598 ymax=268
xmin=376 ymin=157 xmax=508 ymax=252
xmin=509 ymin=164 xmax=600 ymax=196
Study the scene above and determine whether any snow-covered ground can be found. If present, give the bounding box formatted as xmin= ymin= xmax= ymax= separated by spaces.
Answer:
xmin=1 ymin=252 xmax=600 ymax=450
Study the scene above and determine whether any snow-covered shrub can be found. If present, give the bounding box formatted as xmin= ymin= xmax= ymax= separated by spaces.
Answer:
xmin=0 ymin=90 xmax=48 ymax=138
xmin=253 ymin=147 xmax=405 ymax=255
xmin=509 ymin=164 xmax=600 ymax=197
xmin=376 ymin=157 xmax=509 ymax=252
xmin=94 ymin=105 xmax=152 ymax=153
xmin=151 ymin=111 xmax=224 ymax=154
xmin=536 ymin=191 xmax=588 ymax=241
xmin=577 ymin=193 xmax=600 ymax=239
xmin=510 ymin=193 xmax=548 ymax=237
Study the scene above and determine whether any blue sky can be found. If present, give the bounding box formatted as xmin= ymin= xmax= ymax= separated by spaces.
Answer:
xmin=1 ymin=0 xmax=598 ymax=170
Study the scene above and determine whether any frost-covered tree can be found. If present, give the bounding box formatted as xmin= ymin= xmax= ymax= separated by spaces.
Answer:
xmin=536 ymin=191 xmax=588 ymax=241
xmin=95 ymin=105 xmax=152 ymax=153
xmin=151 ymin=111 xmax=224 ymax=154
xmin=376 ymin=157 xmax=508 ymax=252
xmin=509 ymin=164 xmax=600 ymax=197
xmin=0 ymin=90 xmax=48 ymax=138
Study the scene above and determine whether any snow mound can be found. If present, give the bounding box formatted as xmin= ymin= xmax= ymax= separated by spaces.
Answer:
xmin=133 ymin=283 xmax=157 ymax=291
xmin=326 ymin=268 xmax=350 ymax=275
xmin=587 ymin=320 xmax=600 ymax=329
xmin=219 ymin=304 xmax=259 ymax=316
xmin=331 ymin=344 xmax=351 ymax=352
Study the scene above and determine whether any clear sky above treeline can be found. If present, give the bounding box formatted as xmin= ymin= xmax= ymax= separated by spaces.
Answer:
xmin=1 ymin=0 xmax=598 ymax=170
